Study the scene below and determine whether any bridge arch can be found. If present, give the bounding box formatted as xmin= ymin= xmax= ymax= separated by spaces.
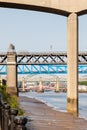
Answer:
xmin=0 ymin=1 xmax=70 ymax=16
xmin=78 ymin=10 xmax=87 ymax=16
xmin=0 ymin=0 xmax=87 ymax=16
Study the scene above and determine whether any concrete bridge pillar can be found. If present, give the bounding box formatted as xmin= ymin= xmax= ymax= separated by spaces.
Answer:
xmin=55 ymin=76 xmax=59 ymax=92
xmin=22 ymin=77 xmax=25 ymax=92
xmin=6 ymin=44 xmax=18 ymax=95
xmin=67 ymin=13 xmax=78 ymax=115
xmin=38 ymin=77 xmax=44 ymax=92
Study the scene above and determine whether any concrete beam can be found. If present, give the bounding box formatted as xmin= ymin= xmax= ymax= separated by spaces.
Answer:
xmin=0 ymin=0 xmax=87 ymax=16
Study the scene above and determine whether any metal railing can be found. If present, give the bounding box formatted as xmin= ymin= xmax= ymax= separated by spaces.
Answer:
xmin=0 ymin=94 xmax=27 ymax=130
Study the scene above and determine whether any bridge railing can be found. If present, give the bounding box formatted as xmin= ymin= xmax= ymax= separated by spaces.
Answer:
xmin=0 ymin=95 xmax=27 ymax=130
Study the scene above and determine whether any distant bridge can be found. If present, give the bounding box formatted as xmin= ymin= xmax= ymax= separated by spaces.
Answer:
xmin=0 ymin=52 xmax=87 ymax=74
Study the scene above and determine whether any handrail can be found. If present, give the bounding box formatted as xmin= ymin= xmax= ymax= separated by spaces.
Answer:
xmin=0 ymin=95 xmax=27 ymax=130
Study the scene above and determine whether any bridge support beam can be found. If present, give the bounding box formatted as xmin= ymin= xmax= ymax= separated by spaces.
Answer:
xmin=38 ymin=77 xmax=44 ymax=93
xmin=67 ymin=13 xmax=78 ymax=116
xmin=6 ymin=44 xmax=18 ymax=95
xmin=55 ymin=76 xmax=59 ymax=92
xmin=22 ymin=77 xmax=25 ymax=92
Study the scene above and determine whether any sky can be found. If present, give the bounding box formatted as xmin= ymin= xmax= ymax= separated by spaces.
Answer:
xmin=0 ymin=7 xmax=87 ymax=52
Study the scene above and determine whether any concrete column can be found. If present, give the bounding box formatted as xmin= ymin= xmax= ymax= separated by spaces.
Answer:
xmin=38 ymin=77 xmax=44 ymax=92
xmin=55 ymin=76 xmax=59 ymax=92
xmin=22 ymin=77 xmax=25 ymax=92
xmin=6 ymin=44 xmax=18 ymax=95
xmin=67 ymin=13 xmax=78 ymax=115
xmin=0 ymin=77 xmax=2 ymax=85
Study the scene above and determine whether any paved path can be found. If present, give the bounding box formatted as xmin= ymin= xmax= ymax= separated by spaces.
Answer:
xmin=19 ymin=96 xmax=87 ymax=130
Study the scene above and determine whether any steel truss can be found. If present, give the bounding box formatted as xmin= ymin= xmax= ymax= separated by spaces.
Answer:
xmin=0 ymin=52 xmax=87 ymax=64
xmin=0 ymin=64 xmax=87 ymax=75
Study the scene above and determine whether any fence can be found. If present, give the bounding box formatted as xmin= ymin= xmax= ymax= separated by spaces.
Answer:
xmin=0 ymin=94 xmax=27 ymax=130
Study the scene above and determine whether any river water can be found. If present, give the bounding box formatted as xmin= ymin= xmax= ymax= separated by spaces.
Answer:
xmin=19 ymin=91 xmax=87 ymax=120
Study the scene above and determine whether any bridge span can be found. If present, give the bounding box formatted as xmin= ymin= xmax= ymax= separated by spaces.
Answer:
xmin=0 ymin=50 xmax=87 ymax=75
xmin=0 ymin=51 xmax=87 ymax=65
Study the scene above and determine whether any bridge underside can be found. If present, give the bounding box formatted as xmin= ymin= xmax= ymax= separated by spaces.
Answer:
xmin=0 ymin=2 xmax=69 ymax=16
xmin=0 ymin=0 xmax=87 ymax=16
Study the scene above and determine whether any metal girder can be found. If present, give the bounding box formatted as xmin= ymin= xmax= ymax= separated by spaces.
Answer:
xmin=1 ymin=64 xmax=87 ymax=75
xmin=0 ymin=65 xmax=7 ymax=75
xmin=0 ymin=53 xmax=7 ymax=64
xmin=16 ymin=52 xmax=87 ymax=64
xmin=78 ymin=65 xmax=87 ymax=74
xmin=17 ymin=64 xmax=67 ymax=74
xmin=17 ymin=52 xmax=67 ymax=65
xmin=1 ymin=52 xmax=87 ymax=65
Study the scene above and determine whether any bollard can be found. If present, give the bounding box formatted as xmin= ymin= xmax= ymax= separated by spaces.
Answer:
xmin=9 ymin=108 xmax=18 ymax=130
xmin=3 ymin=103 xmax=10 ymax=130
xmin=14 ymin=116 xmax=27 ymax=130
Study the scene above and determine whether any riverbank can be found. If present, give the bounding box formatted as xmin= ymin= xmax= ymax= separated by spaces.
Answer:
xmin=19 ymin=96 xmax=87 ymax=130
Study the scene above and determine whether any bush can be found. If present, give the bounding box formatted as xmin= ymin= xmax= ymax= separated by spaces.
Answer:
xmin=0 ymin=84 xmax=6 ymax=98
xmin=0 ymin=85 xmax=23 ymax=115
xmin=6 ymin=94 xmax=23 ymax=115
xmin=79 ymin=81 xmax=87 ymax=86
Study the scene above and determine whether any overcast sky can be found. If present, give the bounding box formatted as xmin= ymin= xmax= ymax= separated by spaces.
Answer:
xmin=0 ymin=7 xmax=87 ymax=52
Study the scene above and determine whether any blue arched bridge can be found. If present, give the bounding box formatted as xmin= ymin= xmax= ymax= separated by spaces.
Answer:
xmin=0 ymin=52 xmax=87 ymax=75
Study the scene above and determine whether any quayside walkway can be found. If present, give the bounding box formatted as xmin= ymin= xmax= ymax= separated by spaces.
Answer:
xmin=19 ymin=96 xmax=87 ymax=130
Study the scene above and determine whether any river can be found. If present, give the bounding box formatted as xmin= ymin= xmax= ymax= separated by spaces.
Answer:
xmin=19 ymin=91 xmax=87 ymax=120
